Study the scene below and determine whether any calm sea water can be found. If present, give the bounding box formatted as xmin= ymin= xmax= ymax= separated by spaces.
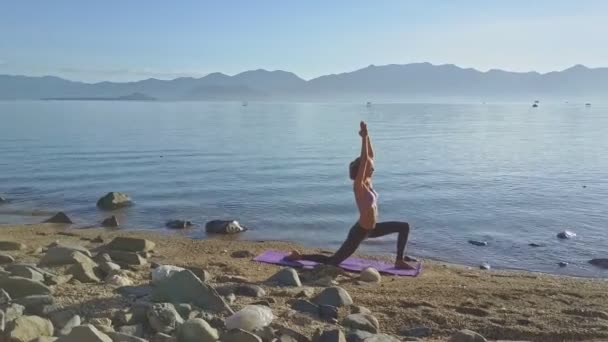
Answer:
xmin=0 ymin=101 xmax=606 ymax=277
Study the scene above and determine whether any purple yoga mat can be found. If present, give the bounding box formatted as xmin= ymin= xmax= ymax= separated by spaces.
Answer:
xmin=254 ymin=250 xmax=422 ymax=277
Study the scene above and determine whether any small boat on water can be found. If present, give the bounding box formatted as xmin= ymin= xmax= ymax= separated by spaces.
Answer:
xmin=532 ymin=103 xmax=539 ymax=108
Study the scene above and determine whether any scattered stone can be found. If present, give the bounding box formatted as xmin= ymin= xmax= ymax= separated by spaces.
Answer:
xmin=231 ymin=250 xmax=255 ymax=258
xmin=267 ymin=268 xmax=302 ymax=287
xmin=319 ymin=304 xmax=339 ymax=322
xmin=345 ymin=329 xmax=374 ymax=342
xmin=363 ymin=334 xmax=401 ymax=342
xmin=317 ymin=328 xmax=346 ymax=342
xmin=106 ymin=332 xmax=148 ymax=342
xmin=226 ymin=293 xmax=237 ymax=305
xmin=151 ymin=270 xmax=232 ymax=314
xmin=101 ymin=216 xmax=119 ymax=227
xmin=479 ymin=263 xmax=491 ymax=270
xmin=235 ymin=284 xmax=266 ymax=298
xmin=447 ymin=329 xmax=487 ymax=342
xmin=14 ymin=295 xmax=54 ymax=314
xmin=100 ymin=261 xmax=121 ymax=275
xmin=206 ymin=220 xmax=248 ymax=234
xmin=0 ymin=196 xmax=7 ymax=203
xmin=68 ymin=261 xmax=101 ymax=283
xmin=183 ymin=266 xmax=211 ymax=283
xmin=557 ymin=230 xmax=576 ymax=239
xmin=226 ymin=305 xmax=273 ymax=332
xmin=289 ymin=299 xmax=319 ymax=316
xmin=359 ymin=268 xmax=381 ymax=283
xmin=0 ymin=253 xmax=15 ymax=264
xmin=455 ymin=306 xmax=490 ymax=317
xmin=216 ymin=275 xmax=249 ymax=283
xmin=107 ymin=274 xmax=133 ymax=286
xmin=400 ymin=327 xmax=432 ymax=338
xmin=589 ymin=258 xmax=608 ymax=269
xmin=468 ymin=240 xmax=488 ymax=247
xmin=43 ymin=212 xmax=73 ymax=224
xmin=165 ymin=220 xmax=193 ymax=229
xmin=351 ymin=306 xmax=371 ymax=315
xmin=96 ymin=192 xmax=133 ymax=210
xmin=147 ymin=303 xmax=184 ymax=334
xmin=5 ymin=315 xmax=54 ymax=342
xmin=313 ymin=287 xmax=353 ymax=307
xmin=117 ymin=324 xmax=144 ymax=337
xmin=39 ymin=247 xmax=93 ymax=266
xmin=49 ymin=310 xmax=80 ymax=336
xmin=528 ymin=243 xmax=545 ymax=247
xmin=175 ymin=303 xmax=192 ymax=320
xmin=296 ymin=288 xmax=315 ymax=299
xmin=0 ymin=241 xmax=26 ymax=251
xmin=6 ymin=264 xmax=45 ymax=282
xmin=5 ymin=303 xmax=25 ymax=322
xmin=0 ymin=276 xmax=52 ymax=298
xmin=177 ymin=318 xmax=219 ymax=342
xmin=117 ymin=285 xmax=153 ymax=299
xmin=558 ymin=262 xmax=569 ymax=267
xmin=108 ymin=251 xmax=147 ymax=266
xmin=223 ymin=328 xmax=263 ymax=342
xmin=343 ymin=313 xmax=380 ymax=333
xmin=107 ymin=236 xmax=156 ymax=252
xmin=274 ymin=324 xmax=308 ymax=342
xmin=89 ymin=317 xmax=112 ymax=329
xmin=0 ymin=288 xmax=12 ymax=305
xmin=252 ymin=326 xmax=275 ymax=342
xmin=56 ymin=324 xmax=113 ymax=342
xmin=151 ymin=333 xmax=176 ymax=342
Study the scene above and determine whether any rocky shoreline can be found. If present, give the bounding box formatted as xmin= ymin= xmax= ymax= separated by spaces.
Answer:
xmin=0 ymin=224 xmax=606 ymax=342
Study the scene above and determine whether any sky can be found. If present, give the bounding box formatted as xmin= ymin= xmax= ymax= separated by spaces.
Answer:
xmin=1 ymin=0 xmax=607 ymax=82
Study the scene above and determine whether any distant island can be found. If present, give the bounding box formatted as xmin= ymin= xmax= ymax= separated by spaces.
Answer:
xmin=42 ymin=92 xmax=156 ymax=101
xmin=2 ymin=63 xmax=606 ymax=101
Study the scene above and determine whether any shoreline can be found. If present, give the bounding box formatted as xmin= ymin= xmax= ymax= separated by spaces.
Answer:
xmin=0 ymin=223 xmax=607 ymax=341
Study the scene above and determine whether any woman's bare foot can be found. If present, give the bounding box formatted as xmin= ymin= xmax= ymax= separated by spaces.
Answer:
xmin=395 ymin=259 xmax=416 ymax=270
xmin=285 ymin=250 xmax=303 ymax=261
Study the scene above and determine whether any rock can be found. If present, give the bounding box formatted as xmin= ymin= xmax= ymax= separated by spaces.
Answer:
xmin=56 ymin=324 xmax=113 ymax=342
xmin=222 ymin=328 xmax=263 ymax=342
xmin=107 ymin=237 xmax=155 ymax=253
xmin=101 ymin=216 xmax=120 ymax=227
xmin=479 ymin=263 xmax=491 ymax=270
xmin=68 ymin=261 xmax=101 ymax=283
xmin=231 ymin=250 xmax=255 ymax=258
xmin=234 ymin=284 xmax=266 ymax=298
xmin=557 ymin=230 xmax=576 ymax=239
xmin=313 ymin=287 xmax=353 ymax=307
xmin=0 ymin=196 xmax=7 ymax=203
xmin=151 ymin=333 xmax=176 ymax=342
xmin=165 ymin=220 xmax=193 ymax=229
xmin=528 ymin=243 xmax=545 ymax=247
xmin=468 ymin=240 xmax=488 ymax=247
xmin=175 ymin=304 xmax=192 ymax=320
xmin=39 ymin=247 xmax=93 ymax=266
xmin=147 ymin=303 xmax=184 ymax=334
xmin=0 ymin=288 xmax=12 ymax=305
xmin=216 ymin=275 xmax=249 ymax=283
xmin=226 ymin=306 xmax=274 ymax=332
xmin=317 ymin=329 xmax=346 ymax=342
xmin=267 ymin=268 xmax=302 ymax=287
xmin=289 ymin=299 xmax=319 ymax=315
xmin=351 ymin=306 xmax=371 ymax=315
xmin=447 ymin=329 xmax=487 ymax=342
xmin=6 ymin=264 xmax=45 ymax=282
xmin=106 ymin=274 xmax=133 ymax=287
xmin=0 ymin=241 xmax=26 ymax=251
xmin=49 ymin=310 xmax=80 ymax=336
xmin=89 ymin=317 xmax=112 ymax=328
xmin=273 ymin=324 xmax=308 ymax=342
xmin=400 ymin=327 xmax=432 ymax=338
xmin=558 ymin=261 xmax=569 ymax=267
xmin=106 ymin=332 xmax=148 ymax=342
xmin=343 ymin=313 xmax=380 ymax=333
xmin=177 ymin=318 xmax=219 ymax=342
xmin=43 ymin=212 xmax=73 ymax=224
xmin=117 ymin=285 xmax=153 ymax=299
xmin=362 ymin=334 xmax=401 ymax=342
xmin=359 ymin=268 xmax=381 ymax=283
xmin=296 ymin=288 xmax=315 ymax=299
xmin=319 ymin=305 xmax=338 ymax=322
xmin=205 ymin=220 xmax=247 ymax=234
xmin=0 ymin=276 xmax=52 ymax=298
xmin=117 ymin=324 xmax=144 ymax=337
xmin=5 ymin=315 xmax=54 ymax=341
xmin=96 ymin=192 xmax=133 ymax=210
xmin=0 ymin=253 xmax=15 ymax=264
xmin=151 ymin=270 xmax=232 ymax=314
xmin=4 ymin=303 xmax=25 ymax=322
xmin=589 ymin=258 xmax=608 ymax=269
xmin=252 ymin=326 xmax=275 ymax=342
xmin=14 ymin=295 xmax=55 ymax=314
xmin=108 ymin=251 xmax=147 ymax=266
xmin=100 ymin=261 xmax=122 ymax=275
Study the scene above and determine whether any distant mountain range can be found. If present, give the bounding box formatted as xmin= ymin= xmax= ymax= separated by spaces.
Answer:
xmin=1 ymin=63 xmax=607 ymax=101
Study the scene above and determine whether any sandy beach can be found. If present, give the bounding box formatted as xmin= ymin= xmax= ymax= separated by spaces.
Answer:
xmin=0 ymin=223 xmax=606 ymax=341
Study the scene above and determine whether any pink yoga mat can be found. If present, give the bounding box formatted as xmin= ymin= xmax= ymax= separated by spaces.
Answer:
xmin=254 ymin=250 xmax=422 ymax=277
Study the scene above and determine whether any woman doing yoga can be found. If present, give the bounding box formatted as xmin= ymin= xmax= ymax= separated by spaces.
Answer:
xmin=286 ymin=121 xmax=414 ymax=269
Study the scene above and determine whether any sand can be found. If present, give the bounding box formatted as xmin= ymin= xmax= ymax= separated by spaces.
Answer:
xmin=1 ymin=223 xmax=607 ymax=341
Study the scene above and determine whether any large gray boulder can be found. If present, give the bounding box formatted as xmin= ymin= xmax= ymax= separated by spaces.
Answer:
xmin=68 ymin=261 xmax=101 ymax=283
xmin=6 ymin=264 xmax=45 ymax=282
xmin=56 ymin=324 xmax=113 ymax=342
xmin=266 ymin=268 xmax=301 ymax=287
xmin=147 ymin=303 xmax=184 ymax=334
xmin=0 ymin=276 xmax=52 ymax=298
xmin=205 ymin=220 xmax=247 ymax=234
xmin=108 ymin=251 xmax=147 ymax=266
xmin=5 ymin=315 xmax=54 ymax=342
xmin=39 ymin=248 xmax=93 ymax=267
xmin=313 ymin=287 xmax=353 ymax=307
xmin=177 ymin=318 xmax=219 ymax=342
xmin=97 ymin=192 xmax=133 ymax=210
xmin=151 ymin=270 xmax=232 ymax=314
xmin=107 ymin=237 xmax=155 ymax=253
